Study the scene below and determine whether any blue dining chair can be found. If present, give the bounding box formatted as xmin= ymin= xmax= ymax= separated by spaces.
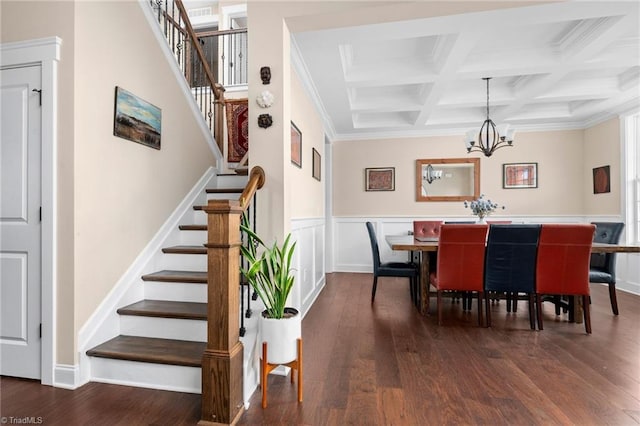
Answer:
xmin=589 ymin=222 xmax=624 ymax=315
xmin=484 ymin=224 xmax=541 ymax=329
xmin=366 ymin=222 xmax=419 ymax=304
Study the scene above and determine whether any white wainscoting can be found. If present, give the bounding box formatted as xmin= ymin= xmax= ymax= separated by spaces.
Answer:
xmin=290 ymin=218 xmax=326 ymax=317
xmin=331 ymin=216 xmax=639 ymax=295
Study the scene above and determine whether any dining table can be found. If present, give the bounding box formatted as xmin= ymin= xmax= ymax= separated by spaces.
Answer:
xmin=385 ymin=234 xmax=640 ymax=318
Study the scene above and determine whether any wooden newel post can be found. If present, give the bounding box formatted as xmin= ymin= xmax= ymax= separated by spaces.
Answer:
xmin=200 ymin=199 xmax=244 ymax=426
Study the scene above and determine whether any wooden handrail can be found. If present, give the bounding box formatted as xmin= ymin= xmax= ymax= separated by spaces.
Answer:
xmin=174 ymin=0 xmax=225 ymax=100
xmin=196 ymin=28 xmax=248 ymax=38
xmin=239 ymin=166 xmax=265 ymax=209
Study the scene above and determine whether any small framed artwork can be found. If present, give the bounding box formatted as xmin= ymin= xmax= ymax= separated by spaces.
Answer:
xmin=593 ymin=165 xmax=610 ymax=194
xmin=312 ymin=148 xmax=321 ymax=181
xmin=114 ymin=86 xmax=161 ymax=150
xmin=291 ymin=121 xmax=302 ymax=168
xmin=365 ymin=167 xmax=395 ymax=191
xmin=503 ymin=163 xmax=538 ymax=189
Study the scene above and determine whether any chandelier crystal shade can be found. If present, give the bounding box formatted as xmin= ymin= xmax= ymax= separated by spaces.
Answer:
xmin=465 ymin=77 xmax=514 ymax=157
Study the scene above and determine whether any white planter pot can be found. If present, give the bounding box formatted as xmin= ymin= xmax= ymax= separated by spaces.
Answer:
xmin=259 ymin=307 xmax=302 ymax=365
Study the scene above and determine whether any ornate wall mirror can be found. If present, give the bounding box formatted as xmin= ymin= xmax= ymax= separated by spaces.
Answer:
xmin=416 ymin=158 xmax=480 ymax=202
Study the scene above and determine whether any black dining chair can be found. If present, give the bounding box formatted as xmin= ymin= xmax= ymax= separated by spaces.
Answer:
xmin=366 ymin=222 xmax=419 ymax=304
xmin=590 ymin=222 xmax=625 ymax=315
xmin=484 ymin=224 xmax=541 ymax=329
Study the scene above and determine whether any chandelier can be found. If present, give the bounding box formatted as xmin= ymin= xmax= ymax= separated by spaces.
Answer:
xmin=423 ymin=164 xmax=443 ymax=184
xmin=465 ymin=77 xmax=514 ymax=157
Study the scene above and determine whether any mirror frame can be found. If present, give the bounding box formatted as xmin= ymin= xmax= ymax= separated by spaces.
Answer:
xmin=416 ymin=158 xmax=480 ymax=202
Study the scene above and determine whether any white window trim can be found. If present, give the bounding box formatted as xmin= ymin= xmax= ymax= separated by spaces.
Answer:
xmin=621 ymin=110 xmax=640 ymax=245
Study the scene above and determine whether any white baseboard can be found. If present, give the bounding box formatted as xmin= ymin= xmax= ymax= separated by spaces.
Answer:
xmin=54 ymin=364 xmax=80 ymax=390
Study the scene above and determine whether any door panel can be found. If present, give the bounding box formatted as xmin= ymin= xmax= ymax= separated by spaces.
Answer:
xmin=0 ymin=65 xmax=42 ymax=379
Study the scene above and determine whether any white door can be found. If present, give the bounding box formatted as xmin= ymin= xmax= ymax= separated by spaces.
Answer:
xmin=0 ymin=65 xmax=42 ymax=379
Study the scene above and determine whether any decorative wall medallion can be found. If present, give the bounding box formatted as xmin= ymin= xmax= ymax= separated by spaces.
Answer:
xmin=260 ymin=66 xmax=271 ymax=85
xmin=256 ymin=90 xmax=274 ymax=108
xmin=258 ymin=113 xmax=273 ymax=129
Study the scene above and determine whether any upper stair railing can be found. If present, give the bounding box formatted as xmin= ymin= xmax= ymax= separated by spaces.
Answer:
xmin=194 ymin=27 xmax=248 ymax=88
xmin=149 ymin=0 xmax=226 ymax=154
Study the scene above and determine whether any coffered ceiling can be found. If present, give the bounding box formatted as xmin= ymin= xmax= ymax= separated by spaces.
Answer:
xmin=291 ymin=1 xmax=640 ymax=141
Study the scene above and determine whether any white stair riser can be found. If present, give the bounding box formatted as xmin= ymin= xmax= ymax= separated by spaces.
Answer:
xmin=188 ymin=210 xmax=207 ymax=225
xmin=143 ymin=281 xmax=206 ymax=302
xmin=160 ymin=253 xmax=207 ymax=270
xmin=179 ymin=230 xmax=207 ymax=246
xmin=216 ymin=175 xmax=248 ymax=187
xmin=120 ymin=316 xmax=206 ymax=342
xmin=206 ymin=193 xmax=241 ymax=201
xmin=90 ymin=358 xmax=202 ymax=394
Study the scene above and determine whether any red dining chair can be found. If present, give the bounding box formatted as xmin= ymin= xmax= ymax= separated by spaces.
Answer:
xmin=535 ymin=224 xmax=596 ymax=333
xmin=413 ymin=220 xmax=443 ymax=238
xmin=430 ymin=224 xmax=489 ymax=326
xmin=412 ymin=220 xmax=442 ymax=269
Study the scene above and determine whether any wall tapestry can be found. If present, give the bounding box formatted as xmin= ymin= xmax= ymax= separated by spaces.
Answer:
xmin=113 ymin=86 xmax=161 ymax=150
xmin=225 ymin=98 xmax=249 ymax=163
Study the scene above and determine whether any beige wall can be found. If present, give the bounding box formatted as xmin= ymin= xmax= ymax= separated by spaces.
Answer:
xmin=332 ymin=129 xmax=586 ymax=218
xmin=290 ymin=67 xmax=324 ymax=219
xmin=73 ymin=1 xmax=215 ymax=360
xmin=1 ymin=0 xmax=77 ymax=364
xmin=583 ymin=117 xmax=621 ymax=215
xmin=2 ymin=0 xmax=216 ymax=364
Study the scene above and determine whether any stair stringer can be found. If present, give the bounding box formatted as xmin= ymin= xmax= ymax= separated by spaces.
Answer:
xmin=76 ymin=167 xmax=217 ymax=389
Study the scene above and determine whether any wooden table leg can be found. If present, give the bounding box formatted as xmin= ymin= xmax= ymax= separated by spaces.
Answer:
xmin=573 ymin=296 xmax=583 ymax=324
xmin=420 ymin=250 xmax=430 ymax=315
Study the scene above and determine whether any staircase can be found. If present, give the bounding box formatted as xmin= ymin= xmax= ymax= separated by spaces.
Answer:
xmin=85 ymin=174 xmax=258 ymax=394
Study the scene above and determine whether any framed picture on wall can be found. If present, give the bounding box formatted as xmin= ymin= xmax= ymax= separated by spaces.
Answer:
xmin=113 ymin=86 xmax=161 ymax=150
xmin=365 ymin=167 xmax=395 ymax=191
xmin=503 ymin=163 xmax=538 ymax=189
xmin=593 ymin=165 xmax=610 ymax=194
xmin=312 ymin=148 xmax=321 ymax=181
xmin=291 ymin=121 xmax=302 ymax=168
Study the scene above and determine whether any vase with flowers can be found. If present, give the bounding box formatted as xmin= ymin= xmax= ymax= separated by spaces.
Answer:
xmin=464 ymin=194 xmax=505 ymax=223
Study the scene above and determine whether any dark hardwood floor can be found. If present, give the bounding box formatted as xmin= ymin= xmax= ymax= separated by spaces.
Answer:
xmin=2 ymin=272 xmax=639 ymax=425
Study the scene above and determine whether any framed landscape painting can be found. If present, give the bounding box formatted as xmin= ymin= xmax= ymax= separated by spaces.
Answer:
xmin=365 ymin=167 xmax=395 ymax=191
xmin=503 ymin=163 xmax=537 ymax=189
xmin=113 ymin=86 xmax=161 ymax=150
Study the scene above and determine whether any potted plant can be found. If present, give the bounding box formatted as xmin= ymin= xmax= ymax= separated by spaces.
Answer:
xmin=464 ymin=194 xmax=505 ymax=223
xmin=240 ymin=216 xmax=300 ymax=365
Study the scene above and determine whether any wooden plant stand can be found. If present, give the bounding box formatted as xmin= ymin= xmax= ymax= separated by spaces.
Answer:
xmin=260 ymin=338 xmax=303 ymax=408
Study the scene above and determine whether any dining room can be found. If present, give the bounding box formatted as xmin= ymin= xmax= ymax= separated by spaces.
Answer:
xmin=330 ymin=115 xmax=640 ymax=300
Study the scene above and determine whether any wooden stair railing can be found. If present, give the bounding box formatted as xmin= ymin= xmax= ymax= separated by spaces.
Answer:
xmin=150 ymin=0 xmax=226 ymax=155
xmin=200 ymin=166 xmax=265 ymax=425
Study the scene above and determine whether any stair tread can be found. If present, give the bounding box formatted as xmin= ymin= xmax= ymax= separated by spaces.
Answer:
xmin=205 ymin=188 xmax=244 ymax=194
xmin=86 ymin=335 xmax=205 ymax=367
xmin=179 ymin=225 xmax=207 ymax=231
xmin=235 ymin=168 xmax=248 ymax=176
xmin=117 ymin=300 xmax=207 ymax=320
xmin=141 ymin=270 xmax=207 ymax=283
xmin=162 ymin=245 xmax=206 ymax=255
